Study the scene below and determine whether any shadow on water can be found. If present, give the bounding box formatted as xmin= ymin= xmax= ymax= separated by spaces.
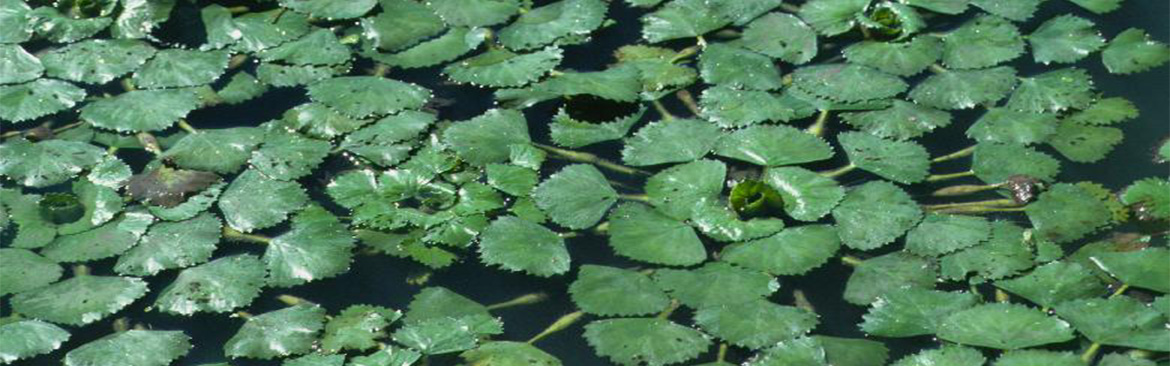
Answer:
xmin=4 ymin=0 xmax=1168 ymax=365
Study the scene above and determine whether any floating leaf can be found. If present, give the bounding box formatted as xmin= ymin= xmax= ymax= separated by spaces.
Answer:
xmin=1067 ymin=97 xmax=1139 ymax=126
xmin=444 ymin=48 xmax=563 ymax=87
xmin=126 ymin=166 xmax=220 ymax=208
xmin=322 ymin=305 xmax=401 ymax=353
xmin=403 ymin=287 xmax=491 ymax=326
xmin=0 ymin=248 xmax=62 ymax=296
xmin=280 ymin=103 xmax=370 ymax=139
xmin=699 ymin=86 xmax=814 ymax=127
xmin=0 ymin=190 xmax=56 ymax=248
xmin=478 ymin=216 xmax=570 ymax=276
xmin=695 ymin=299 xmax=818 ymax=350
xmin=224 ymin=304 xmax=326 ymax=359
xmin=114 ymin=213 xmax=221 ymax=276
xmin=279 ymin=0 xmax=375 ymax=19
xmin=266 ymin=206 xmax=355 ymax=287
xmin=972 ymin=143 xmax=1061 ymax=183
xmin=0 ymin=139 xmax=104 ymax=187
xmin=0 ymin=79 xmax=87 ymax=123
xmin=843 ymin=36 xmax=941 ymax=77
xmin=250 ymin=131 xmax=332 ymax=181
xmin=1069 ymin=0 xmax=1122 ymax=13
xmin=1121 ymin=178 xmax=1170 ymax=221
xmin=842 ymin=100 xmax=951 ymax=140
xmin=904 ymin=214 xmax=991 ymax=256
xmin=1048 ymin=121 xmax=1123 ymax=163
xmin=350 ymin=346 xmax=422 ymax=366
xmin=763 ymin=167 xmax=844 ymax=221
xmin=359 ymin=0 xmax=445 ymax=51
xmin=993 ymin=350 xmax=1083 ymax=366
xmin=0 ymin=320 xmax=70 ymax=364
xmin=0 ymin=45 xmax=42 ymax=84
xmin=371 ymin=27 xmax=485 ymax=69
xmin=584 ymin=318 xmax=711 ymax=366
xmin=1007 ymin=67 xmax=1095 ymax=113
xmin=654 ymin=262 xmax=777 ymax=309
xmin=750 ymin=337 xmax=828 ymax=366
xmin=1029 ymin=15 xmax=1105 ymax=64
xmin=740 ymin=13 xmax=818 ymax=64
xmin=909 ymin=66 xmax=1018 ymax=109
xmin=533 ymin=164 xmax=616 ymax=229
xmin=337 ymin=111 xmax=431 ymax=167
xmin=1026 ymin=183 xmax=1112 ymax=243
xmin=570 ymin=265 xmax=670 ymax=316
xmin=26 ymin=7 xmax=111 ymax=43
xmin=427 ymin=0 xmax=520 ymax=27
xmin=499 ymin=66 xmax=642 ymax=106
xmin=259 ymin=29 xmax=351 ymax=66
xmin=1099 ymin=353 xmax=1156 ymax=366
xmin=63 ymin=330 xmax=190 ymax=366
xmin=942 ymin=15 xmax=1025 ymax=69
xmin=444 ymin=109 xmax=531 ymax=166
xmin=549 ymin=106 xmax=643 ymax=148
xmin=645 ymin=159 xmax=725 ymax=220
xmin=10 ymin=275 xmax=148 ymax=326
xmin=283 ymin=354 xmax=345 ymax=366
xmin=901 ymin=0 xmax=968 ymax=14
xmin=799 ymin=0 xmax=871 ymax=36
xmin=81 ymin=88 xmax=201 ymax=132
xmin=256 ymin=63 xmax=344 ymax=87
xmin=1101 ymin=28 xmax=1170 ymax=75
xmin=0 ymin=0 xmax=33 ymax=43
xmin=230 ymin=10 xmax=310 ymax=52
xmin=832 ymin=181 xmax=923 ymax=250
xmin=109 ymin=0 xmax=174 ymax=39
xmin=1056 ymin=296 xmax=1170 ymax=351
xmin=41 ymin=212 xmax=153 ymax=263
xmin=722 ymin=225 xmax=841 ymax=276
xmin=970 ymin=0 xmax=1040 ymax=21
xmin=622 ymin=119 xmax=722 ymax=166
xmin=393 ymin=315 xmax=502 ymax=355
xmin=152 ymin=254 xmax=265 ymax=315
xmin=133 ymin=49 xmax=230 ymax=89
xmin=937 ymin=303 xmax=1074 ymax=349
xmin=462 ymin=341 xmax=562 ymax=366
xmin=689 ymin=198 xmax=786 ymax=242
xmin=792 ymin=64 xmax=908 ymax=103
xmin=843 ymin=252 xmax=937 ymax=305
xmin=714 ymin=125 xmax=834 ymax=166
xmin=1092 ymin=247 xmax=1170 ymax=293
xmin=640 ymin=0 xmax=731 ymax=43
xmin=498 ymin=0 xmax=607 ymax=50
xmin=307 ymin=76 xmax=431 ymax=118
xmin=966 ymin=108 xmax=1057 ymax=145
xmin=607 ymin=203 xmax=706 ymax=266
xmin=218 ymin=169 xmax=309 ymax=232
xmin=163 ymin=127 xmax=264 ymax=173
xmin=699 ymin=43 xmax=784 ymax=90
xmin=890 ymin=346 xmax=985 ymax=366
xmin=215 ymin=72 xmax=268 ymax=105
xmin=861 ymin=288 xmax=979 ymax=337
xmin=940 ymin=221 xmax=1034 ymax=281
xmin=996 ymin=261 xmax=1105 ymax=309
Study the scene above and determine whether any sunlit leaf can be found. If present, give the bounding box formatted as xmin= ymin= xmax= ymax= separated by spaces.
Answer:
xmin=266 ymin=206 xmax=355 ymax=287
xmin=970 ymin=0 xmax=1040 ymax=21
xmin=890 ymin=346 xmax=985 ymax=366
xmin=966 ymin=108 xmax=1057 ymax=145
xmin=832 ymin=181 xmax=923 ymax=250
xmin=861 ymin=288 xmax=979 ymax=337
xmin=843 ymin=36 xmax=941 ymax=77
xmin=393 ymin=314 xmax=502 ymax=355
xmin=0 ymin=45 xmax=42 ymax=85
xmin=607 ymin=203 xmax=706 ymax=266
xmin=41 ymin=212 xmax=154 ymax=263
xmin=10 ymin=275 xmax=148 ymax=326
xmin=307 ymin=76 xmax=431 ymax=118
xmin=937 ymin=303 xmax=1074 ymax=349
xmin=793 ymin=64 xmax=908 ymax=103
xmin=283 ymin=354 xmax=345 ymax=366
xmin=80 ymin=88 xmax=200 ymax=132
xmin=844 ymin=252 xmax=937 ymax=305
xmin=1048 ymin=121 xmax=1123 ymax=163
xmin=280 ymin=102 xmax=370 ymax=139
xmin=0 ymin=0 xmax=33 ymax=43
xmin=1069 ymin=0 xmax=1122 ymax=13
xmin=699 ymin=86 xmax=815 ymax=127
xmin=1092 ymin=247 xmax=1170 ymax=293
xmin=218 ymin=169 xmax=309 ymax=232
xmin=722 ymin=225 xmax=841 ymax=276
xmin=799 ymin=0 xmax=871 ymax=36
xmin=444 ymin=48 xmax=563 ymax=87
xmin=478 ymin=216 xmax=570 ymax=276
xmin=584 ymin=318 xmax=712 ymax=366
xmin=279 ymin=0 xmax=375 ymax=19
xmin=256 ymin=62 xmax=345 ymax=87
xmin=230 ymin=10 xmax=310 ymax=52
xmin=644 ymin=159 xmax=725 ymax=220
xmin=1026 ymin=183 xmax=1112 ymax=243
xmin=909 ymin=66 xmax=1018 ymax=109
xmin=444 ymin=109 xmax=531 ymax=166
xmin=403 ymin=287 xmax=491 ymax=325
xmin=322 ymin=305 xmax=401 ymax=353
xmin=901 ymin=0 xmax=968 ymax=14
xmin=0 ymin=248 xmax=62 ymax=296
xmin=0 ymin=79 xmax=87 ymax=123
xmin=497 ymin=66 xmax=642 ymax=107
xmin=0 ymin=190 xmax=56 ymax=248
xmin=904 ymin=214 xmax=990 ymax=256
xmin=126 ymin=166 xmax=220 ymax=208
xmin=942 ymin=15 xmax=1025 ymax=69
xmin=0 ymin=139 xmax=104 ymax=188
xmin=533 ymin=164 xmax=617 ymax=229
xmin=940 ymin=221 xmax=1034 ymax=281
xmin=654 ymin=262 xmax=778 ymax=309
xmin=749 ymin=337 xmax=827 ymax=366
xmin=1067 ymin=97 xmax=1139 ymax=126
xmin=1029 ymin=15 xmax=1105 ymax=64
xmin=1007 ymin=67 xmax=1095 ymax=113
xmin=258 ymin=28 xmax=352 ymax=66
xmin=995 ymin=261 xmax=1107 ymax=308
xmin=622 ymin=119 xmax=722 ymax=166
xmin=715 ymin=125 xmax=834 ymax=166
xmin=570 ymin=264 xmax=670 ymax=316
xmin=640 ymin=0 xmax=731 ymax=43
xmin=360 ymin=0 xmax=445 ymax=51
xmin=1099 ymin=353 xmax=1156 ymax=366
xmin=250 ymin=131 xmax=332 ymax=181
xmin=340 ymin=111 xmax=434 ymax=167
xmin=1101 ymin=28 xmax=1170 ymax=74
xmin=695 ymin=299 xmax=817 ymax=350
xmin=26 ymin=7 xmax=111 ymax=43
xmin=114 ymin=213 xmax=220 ymax=276
xmin=842 ymin=100 xmax=951 ymax=140
xmin=0 ymin=320 xmax=70 ymax=364
xmin=350 ymin=346 xmax=422 ymax=366
xmin=133 ymin=49 xmax=229 ymax=89
xmin=549 ymin=106 xmax=643 ymax=148
xmin=370 ymin=27 xmax=485 ymax=69
xmin=1056 ymin=296 xmax=1169 ymax=351
xmin=63 ymin=330 xmax=190 ymax=366
xmin=972 ymin=143 xmax=1061 ymax=183
xmin=224 ymin=304 xmax=326 ymax=359
xmin=994 ymin=350 xmax=1083 ymax=366
xmin=152 ymin=254 xmax=265 ymax=315
xmin=689 ymin=198 xmax=786 ymax=242
xmin=498 ymin=0 xmax=608 ymax=50
xmin=428 ymin=0 xmax=520 ymax=27
xmin=741 ymin=13 xmax=818 ymax=64
xmin=462 ymin=341 xmax=562 ymax=366
xmin=215 ymin=71 xmax=268 ymax=105
xmin=699 ymin=43 xmax=784 ymax=90
xmin=163 ymin=127 xmax=264 ymax=173
xmin=1120 ymin=178 xmax=1170 ymax=221
xmin=763 ymin=167 xmax=844 ymax=221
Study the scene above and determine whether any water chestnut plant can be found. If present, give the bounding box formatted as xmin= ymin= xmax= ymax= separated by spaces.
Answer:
xmin=0 ymin=0 xmax=1168 ymax=365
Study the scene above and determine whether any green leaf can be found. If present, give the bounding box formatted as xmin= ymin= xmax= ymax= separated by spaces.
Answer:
xmin=0 ymin=79 xmax=87 ymax=123
xmin=359 ymin=0 xmax=445 ymax=51
xmin=1048 ymin=121 xmax=1123 ymax=163
xmin=1067 ymin=97 xmax=1139 ymax=126
xmin=153 ymin=254 xmax=265 ymax=315
xmin=0 ymin=45 xmax=42 ymax=84
xmin=1056 ymin=296 xmax=1169 ymax=351
xmin=498 ymin=66 xmax=642 ymax=106
xmin=1099 ymin=353 xmax=1156 ymax=366
xmin=584 ymin=318 xmax=712 ymax=366
xmin=607 ymin=203 xmax=707 ymax=266
xmin=80 ymin=88 xmax=201 ymax=132
xmin=63 ymin=330 xmax=190 ymax=366
xmin=485 ymin=164 xmax=536 ymax=197
xmin=763 ymin=167 xmax=844 ymax=221
xmin=1121 ymin=178 xmax=1170 ymax=221
xmin=622 ymin=119 xmax=722 ymax=166
xmin=750 ymin=337 xmax=828 ymax=366
xmin=41 ymin=212 xmax=154 ymax=263
xmin=792 ymin=64 xmax=908 ymax=103
xmin=0 ymin=320 xmax=70 ymax=364
xmin=860 ymin=288 xmax=979 ymax=337
xmin=937 ymin=303 xmax=1075 ymax=349
xmin=218 ymin=169 xmax=309 ymax=232
xmin=0 ymin=0 xmax=33 ymax=43
xmin=995 ymin=261 xmax=1107 ymax=308
xmin=393 ymin=315 xmax=502 ymax=355
xmin=339 ymin=111 xmax=433 ymax=167
xmin=843 ymin=36 xmax=942 ymax=77
xmin=654 ymin=262 xmax=778 ymax=309
xmin=966 ymin=108 xmax=1057 ymax=145
xmin=259 ymin=29 xmax=351 ymax=66
xmin=972 ymin=143 xmax=1061 ymax=183
xmin=842 ymin=100 xmax=952 ymax=140
xmin=10 ymin=275 xmax=148 ymax=326
xmin=640 ymin=0 xmax=731 ymax=43
xmin=215 ymin=71 xmax=268 ymax=105
xmin=644 ymin=159 xmax=725 ymax=221
xmin=126 ymin=166 xmax=221 ymax=208
xmin=909 ymin=66 xmax=1018 ymax=109
xmin=942 ymin=15 xmax=1025 ymax=69
xmin=722 ymin=225 xmax=842 ymax=276
xmin=0 ymin=139 xmax=105 ymax=188
xmin=283 ymin=354 xmax=345 ymax=366
xmin=163 ymin=127 xmax=264 ymax=174
xmin=799 ymin=0 xmax=871 ymax=36
xmin=1026 ymin=183 xmax=1112 ymax=243
xmin=444 ymin=48 xmax=562 ymax=88
xmin=266 ymin=206 xmax=355 ymax=287
xmin=569 ymin=264 xmax=671 ymax=316
xmin=1007 ymin=67 xmax=1095 ymax=113
xmin=427 ymin=0 xmax=520 ymax=27
xmin=478 ymin=216 xmax=570 ymax=276
xmin=109 ymin=0 xmax=174 ymax=39
xmin=741 ymin=13 xmax=818 ymax=64
xmin=403 ymin=287 xmax=491 ymax=325
xmin=890 ymin=346 xmax=985 ymax=366
xmin=904 ymin=214 xmax=991 ymax=256
xmin=256 ymin=63 xmax=344 ymax=87
xmin=133 ymin=49 xmax=229 ymax=89
xmin=814 ymin=336 xmax=889 ymax=366
xmin=838 ymin=130 xmax=932 ymax=184
xmin=993 ymin=350 xmax=1083 ymax=366
xmin=27 ymin=7 xmax=111 ymax=43
xmin=699 ymin=43 xmax=784 ymax=90
xmin=224 ymin=304 xmax=326 ymax=359
xmin=0 ymin=190 xmax=56 ymax=248
xmin=462 ymin=341 xmax=562 ymax=366
xmin=844 ymin=252 xmax=937 ymax=305
xmin=322 ymin=305 xmax=401 ymax=353
xmin=114 ymin=213 xmax=221 ymax=276
xmin=970 ymin=0 xmax=1040 ymax=21
xmin=689 ymin=198 xmax=786 ymax=242
xmin=1069 ymin=0 xmax=1121 ymax=13
xmin=533 ymin=164 xmax=617 ymax=229
xmin=695 ymin=299 xmax=817 ymax=350
xmin=1102 ymin=28 xmax=1170 ymax=74
xmin=279 ymin=0 xmax=375 ymax=19
xmin=250 ymin=131 xmax=332 ymax=181
xmin=832 ymin=181 xmax=923 ymax=250
xmin=1029 ymin=15 xmax=1105 ymax=64
xmin=307 ymin=76 xmax=431 ymax=118
xmin=444 ymin=109 xmax=531 ymax=166
xmin=714 ymin=125 xmax=834 ymax=166
xmin=699 ymin=86 xmax=815 ymax=128
xmin=1092 ymin=247 xmax=1170 ymax=293
xmin=371 ymin=27 xmax=485 ymax=69
xmin=280 ymin=102 xmax=370 ymax=139
xmin=230 ymin=10 xmax=310 ymax=52
xmin=615 ymin=45 xmax=699 ymax=96
xmin=940 ymin=221 xmax=1035 ymax=281
xmin=350 ymin=346 xmax=422 ymax=366
xmin=497 ymin=0 xmax=607 ymax=50
xmin=549 ymin=106 xmax=643 ymax=148
xmin=902 ymin=0 xmax=969 ymax=14
xmin=0 ymin=248 xmax=61 ymax=296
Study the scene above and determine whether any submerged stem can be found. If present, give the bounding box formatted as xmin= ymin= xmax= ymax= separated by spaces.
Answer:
xmin=925 ymin=170 xmax=975 ymax=182
xmin=527 ymin=311 xmax=585 ymax=344
xmin=533 ymin=143 xmax=650 ymax=176
xmin=176 ymin=119 xmax=199 ymax=134
xmin=806 ymin=110 xmax=831 ymax=137
xmin=841 ymin=256 xmax=864 ymax=267
xmin=656 ymin=299 xmax=681 ymax=319
xmin=486 ymin=293 xmax=548 ymax=310
xmin=619 ymin=193 xmax=651 ymax=203
xmin=651 ymin=99 xmax=676 ymax=121
xmin=222 ymin=226 xmax=272 ymax=244
xmin=931 ymin=183 xmax=1003 ymax=197
xmin=820 ymin=163 xmax=856 ymax=178
xmin=932 ymin=145 xmax=976 ymax=163
xmin=922 ymin=198 xmax=1016 ymax=211
xmin=675 ymin=90 xmax=702 ymax=116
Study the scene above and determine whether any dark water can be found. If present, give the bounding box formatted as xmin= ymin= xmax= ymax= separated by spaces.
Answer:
xmin=6 ymin=1 xmax=1169 ymax=365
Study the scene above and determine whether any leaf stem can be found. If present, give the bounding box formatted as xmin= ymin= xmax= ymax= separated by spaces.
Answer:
xmin=806 ymin=110 xmax=831 ymax=137
xmin=932 ymin=145 xmax=976 ymax=163
xmin=651 ymin=99 xmax=676 ymax=121
xmin=1080 ymin=342 xmax=1102 ymax=363
xmin=931 ymin=183 xmax=1003 ymax=197
xmin=72 ymin=264 xmax=90 ymax=277
xmin=656 ymin=299 xmax=680 ymax=319
xmin=486 ymin=293 xmax=548 ymax=310
xmin=933 ymin=206 xmax=1026 ymax=214
xmin=222 ymin=226 xmax=271 ymax=244
xmin=277 ymin=294 xmax=312 ymax=306
xmin=1108 ymin=284 xmax=1129 ymax=299
xmin=929 ymin=63 xmax=949 ymax=74
xmin=527 ymin=310 xmax=584 ymax=344
xmin=176 ymin=119 xmax=198 ymax=134
xmin=841 ymin=256 xmax=864 ymax=267
xmin=619 ymin=193 xmax=651 ymax=203
xmin=716 ymin=343 xmax=729 ymax=362
xmin=226 ymin=5 xmax=249 ymax=14
xmin=533 ymin=143 xmax=650 ymax=176
xmin=675 ymin=89 xmax=702 ymax=116
xmin=669 ymin=45 xmax=701 ymax=63
xmin=779 ymin=3 xmax=801 ymax=12
xmin=227 ymin=54 xmax=249 ymax=70
xmin=819 ymin=163 xmax=856 ymax=178
xmin=136 ymin=132 xmax=162 ymax=155
xmin=925 ymin=170 xmax=975 ymax=182
xmin=922 ymin=198 xmax=1016 ymax=211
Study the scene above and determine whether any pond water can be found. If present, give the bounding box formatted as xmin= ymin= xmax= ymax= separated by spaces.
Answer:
xmin=6 ymin=0 xmax=1168 ymax=365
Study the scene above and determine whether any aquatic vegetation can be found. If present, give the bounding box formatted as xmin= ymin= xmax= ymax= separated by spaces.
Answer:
xmin=0 ymin=0 xmax=1168 ymax=365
